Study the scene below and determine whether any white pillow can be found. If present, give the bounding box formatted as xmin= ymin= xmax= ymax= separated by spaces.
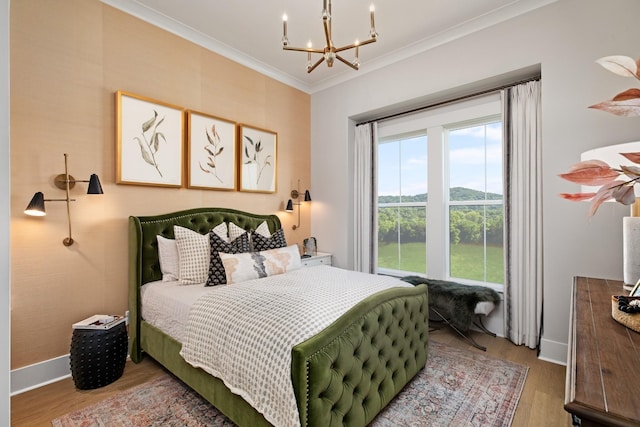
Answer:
xmin=228 ymin=222 xmax=248 ymax=240
xmin=173 ymin=225 xmax=210 ymax=285
xmin=220 ymin=244 xmax=301 ymax=284
xmin=254 ymin=221 xmax=271 ymax=237
xmin=156 ymin=235 xmax=179 ymax=282
xmin=211 ymin=222 xmax=229 ymax=242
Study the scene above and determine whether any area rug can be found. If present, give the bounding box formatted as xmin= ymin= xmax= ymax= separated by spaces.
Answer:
xmin=52 ymin=341 xmax=528 ymax=427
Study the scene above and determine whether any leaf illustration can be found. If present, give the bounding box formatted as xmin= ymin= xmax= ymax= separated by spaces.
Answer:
xmin=142 ymin=111 xmax=158 ymax=132
xmin=245 ymin=146 xmax=250 ymax=159
xmin=215 ymin=147 xmax=224 ymax=156
xmin=204 ymin=146 xmax=215 ymax=156
xmin=244 ymin=135 xmax=254 ymax=146
xmin=136 ymin=138 xmax=155 ymax=166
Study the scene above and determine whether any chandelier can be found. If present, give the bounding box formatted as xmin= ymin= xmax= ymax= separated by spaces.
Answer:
xmin=281 ymin=0 xmax=378 ymax=73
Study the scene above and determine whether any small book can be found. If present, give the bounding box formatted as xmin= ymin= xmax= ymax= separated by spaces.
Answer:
xmin=72 ymin=314 xmax=126 ymax=330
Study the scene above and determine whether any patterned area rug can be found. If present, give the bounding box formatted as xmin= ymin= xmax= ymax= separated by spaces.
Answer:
xmin=51 ymin=341 xmax=528 ymax=427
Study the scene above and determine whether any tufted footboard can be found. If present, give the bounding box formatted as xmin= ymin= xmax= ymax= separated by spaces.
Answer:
xmin=291 ymin=284 xmax=429 ymax=427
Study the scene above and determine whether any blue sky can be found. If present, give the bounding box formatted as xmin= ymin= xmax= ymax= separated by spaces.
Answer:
xmin=378 ymin=122 xmax=503 ymax=197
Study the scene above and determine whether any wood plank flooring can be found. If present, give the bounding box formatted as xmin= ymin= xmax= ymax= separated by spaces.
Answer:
xmin=11 ymin=327 xmax=569 ymax=426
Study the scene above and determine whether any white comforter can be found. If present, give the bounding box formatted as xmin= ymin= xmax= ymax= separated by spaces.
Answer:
xmin=179 ymin=265 xmax=410 ymax=427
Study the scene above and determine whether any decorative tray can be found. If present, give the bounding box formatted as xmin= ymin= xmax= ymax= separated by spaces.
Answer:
xmin=611 ymin=295 xmax=640 ymax=333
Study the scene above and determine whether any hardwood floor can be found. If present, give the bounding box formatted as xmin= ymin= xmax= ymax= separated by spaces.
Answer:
xmin=11 ymin=327 xmax=569 ymax=426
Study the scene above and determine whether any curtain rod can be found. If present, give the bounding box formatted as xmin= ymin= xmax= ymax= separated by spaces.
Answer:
xmin=357 ymin=75 xmax=540 ymax=126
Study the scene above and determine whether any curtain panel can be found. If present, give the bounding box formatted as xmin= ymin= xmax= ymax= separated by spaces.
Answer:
xmin=353 ymin=122 xmax=378 ymax=273
xmin=502 ymin=80 xmax=543 ymax=349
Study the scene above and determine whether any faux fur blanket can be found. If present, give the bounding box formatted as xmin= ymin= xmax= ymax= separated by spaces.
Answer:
xmin=401 ymin=276 xmax=500 ymax=332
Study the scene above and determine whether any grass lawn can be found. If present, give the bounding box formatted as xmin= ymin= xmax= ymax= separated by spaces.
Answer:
xmin=378 ymin=242 xmax=504 ymax=284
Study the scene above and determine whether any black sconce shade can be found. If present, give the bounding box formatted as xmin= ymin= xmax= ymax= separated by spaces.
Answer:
xmin=88 ymin=174 xmax=103 ymax=194
xmin=285 ymin=199 xmax=294 ymax=212
xmin=25 ymin=192 xmax=46 ymax=216
xmin=304 ymin=190 xmax=312 ymax=202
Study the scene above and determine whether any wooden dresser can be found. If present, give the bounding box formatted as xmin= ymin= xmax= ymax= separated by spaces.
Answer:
xmin=565 ymin=276 xmax=640 ymax=426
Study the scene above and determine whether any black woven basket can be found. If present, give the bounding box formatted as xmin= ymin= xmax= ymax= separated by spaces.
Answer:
xmin=69 ymin=322 xmax=128 ymax=390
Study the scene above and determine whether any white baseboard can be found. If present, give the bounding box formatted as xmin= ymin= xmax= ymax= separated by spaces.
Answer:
xmin=10 ymin=354 xmax=71 ymax=396
xmin=538 ymin=337 xmax=567 ymax=366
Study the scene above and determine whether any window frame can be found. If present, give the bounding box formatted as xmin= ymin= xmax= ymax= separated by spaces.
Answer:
xmin=376 ymin=95 xmax=503 ymax=291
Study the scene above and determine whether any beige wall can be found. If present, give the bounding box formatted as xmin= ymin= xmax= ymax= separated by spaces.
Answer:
xmin=10 ymin=0 xmax=310 ymax=369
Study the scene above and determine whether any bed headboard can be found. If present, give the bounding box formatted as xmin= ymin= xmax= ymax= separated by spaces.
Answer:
xmin=128 ymin=207 xmax=281 ymax=361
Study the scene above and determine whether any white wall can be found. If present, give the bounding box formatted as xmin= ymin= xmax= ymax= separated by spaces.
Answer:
xmin=1 ymin=0 xmax=10 ymax=423
xmin=310 ymin=0 xmax=640 ymax=363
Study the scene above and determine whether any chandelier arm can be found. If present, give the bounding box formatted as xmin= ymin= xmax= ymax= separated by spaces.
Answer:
xmin=334 ymin=38 xmax=377 ymax=53
xmin=284 ymin=46 xmax=324 ymax=53
xmin=307 ymin=57 xmax=325 ymax=73
xmin=336 ymin=54 xmax=359 ymax=71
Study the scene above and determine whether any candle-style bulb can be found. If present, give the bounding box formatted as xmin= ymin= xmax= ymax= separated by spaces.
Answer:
xmin=282 ymin=13 xmax=289 ymax=46
xmin=369 ymin=5 xmax=378 ymax=38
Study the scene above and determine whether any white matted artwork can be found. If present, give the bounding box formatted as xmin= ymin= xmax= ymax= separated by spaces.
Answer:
xmin=116 ymin=91 xmax=184 ymax=187
xmin=239 ymin=124 xmax=277 ymax=193
xmin=187 ymin=110 xmax=236 ymax=190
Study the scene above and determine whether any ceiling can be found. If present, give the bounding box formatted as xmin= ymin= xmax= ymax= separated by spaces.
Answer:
xmin=102 ymin=0 xmax=555 ymax=93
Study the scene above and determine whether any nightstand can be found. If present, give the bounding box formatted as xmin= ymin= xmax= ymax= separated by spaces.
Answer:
xmin=301 ymin=252 xmax=332 ymax=267
xmin=69 ymin=321 xmax=128 ymax=390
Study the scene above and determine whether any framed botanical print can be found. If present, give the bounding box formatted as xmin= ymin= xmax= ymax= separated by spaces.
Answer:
xmin=116 ymin=91 xmax=184 ymax=187
xmin=238 ymin=124 xmax=277 ymax=193
xmin=186 ymin=110 xmax=236 ymax=190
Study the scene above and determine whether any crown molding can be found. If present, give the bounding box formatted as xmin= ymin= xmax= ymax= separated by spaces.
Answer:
xmin=101 ymin=0 xmax=558 ymax=95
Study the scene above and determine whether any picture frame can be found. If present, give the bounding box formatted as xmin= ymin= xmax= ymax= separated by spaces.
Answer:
xmin=186 ymin=110 xmax=237 ymax=190
xmin=303 ymin=237 xmax=317 ymax=256
xmin=630 ymin=278 xmax=640 ymax=297
xmin=116 ymin=91 xmax=184 ymax=187
xmin=238 ymin=124 xmax=277 ymax=193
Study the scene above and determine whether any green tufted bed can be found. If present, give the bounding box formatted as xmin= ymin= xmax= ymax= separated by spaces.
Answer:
xmin=128 ymin=207 xmax=429 ymax=427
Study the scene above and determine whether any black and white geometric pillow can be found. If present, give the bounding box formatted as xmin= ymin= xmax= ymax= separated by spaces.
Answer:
xmin=251 ymin=228 xmax=287 ymax=252
xmin=205 ymin=232 xmax=251 ymax=286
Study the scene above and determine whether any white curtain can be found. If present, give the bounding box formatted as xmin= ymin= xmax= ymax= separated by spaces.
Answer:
xmin=353 ymin=122 xmax=378 ymax=273
xmin=502 ymin=80 xmax=543 ymax=349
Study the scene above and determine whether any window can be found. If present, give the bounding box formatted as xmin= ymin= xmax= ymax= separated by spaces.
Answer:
xmin=377 ymin=95 xmax=504 ymax=288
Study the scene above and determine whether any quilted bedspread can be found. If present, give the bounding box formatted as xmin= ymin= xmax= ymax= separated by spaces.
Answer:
xmin=179 ymin=265 xmax=410 ymax=427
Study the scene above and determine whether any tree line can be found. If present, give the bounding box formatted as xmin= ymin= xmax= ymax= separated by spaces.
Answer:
xmin=378 ymin=187 xmax=503 ymax=246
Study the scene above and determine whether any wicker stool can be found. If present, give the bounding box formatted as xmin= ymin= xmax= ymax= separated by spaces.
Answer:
xmin=69 ymin=322 xmax=128 ymax=390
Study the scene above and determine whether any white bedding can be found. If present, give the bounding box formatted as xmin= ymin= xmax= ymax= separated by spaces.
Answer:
xmin=179 ymin=265 xmax=411 ymax=427
xmin=141 ymin=279 xmax=211 ymax=342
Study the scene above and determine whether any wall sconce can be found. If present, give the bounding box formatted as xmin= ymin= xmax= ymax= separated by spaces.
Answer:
xmin=285 ymin=180 xmax=311 ymax=230
xmin=24 ymin=153 xmax=103 ymax=246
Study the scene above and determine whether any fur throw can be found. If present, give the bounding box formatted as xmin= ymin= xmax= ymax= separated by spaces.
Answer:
xmin=401 ymin=276 xmax=500 ymax=331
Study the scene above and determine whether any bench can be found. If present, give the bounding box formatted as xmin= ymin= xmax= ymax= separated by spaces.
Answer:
xmin=401 ymin=276 xmax=501 ymax=351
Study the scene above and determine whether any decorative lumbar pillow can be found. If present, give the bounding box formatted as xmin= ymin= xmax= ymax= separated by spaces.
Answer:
xmin=254 ymin=221 xmax=271 ymax=237
xmin=173 ymin=226 xmax=210 ymax=285
xmin=156 ymin=235 xmax=179 ymax=282
xmin=220 ymin=244 xmax=302 ymax=284
xmin=205 ymin=231 xmax=251 ymax=286
xmin=211 ymin=222 xmax=229 ymax=243
xmin=251 ymin=228 xmax=287 ymax=251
